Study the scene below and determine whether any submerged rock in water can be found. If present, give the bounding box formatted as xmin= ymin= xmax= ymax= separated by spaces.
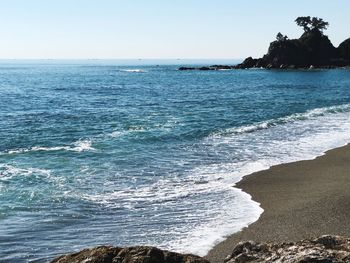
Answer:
xmin=51 ymin=246 xmax=209 ymax=263
xmin=178 ymin=65 xmax=234 ymax=71
xmin=224 ymin=235 xmax=350 ymax=263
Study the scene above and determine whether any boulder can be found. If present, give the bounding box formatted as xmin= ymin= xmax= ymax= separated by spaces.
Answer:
xmin=50 ymin=236 xmax=350 ymax=263
xmin=51 ymin=246 xmax=209 ymax=263
xmin=178 ymin=67 xmax=196 ymax=71
xmin=210 ymin=65 xmax=233 ymax=70
xmin=224 ymin=235 xmax=350 ymax=263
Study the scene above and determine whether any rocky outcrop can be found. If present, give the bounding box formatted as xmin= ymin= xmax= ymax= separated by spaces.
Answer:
xmin=179 ymin=65 xmax=234 ymax=71
xmin=179 ymin=25 xmax=350 ymax=70
xmin=51 ymin=246 xmax=209 ymax=263
xmin=338 ymin=38 xmax=350 ymax=59
xmin=233 ymin=29 xmax=350 ymax=69
xmin=234 ymin=57 xmax=267 ymax=69
xmin=224 ymin=235 xmax=350 ymax=263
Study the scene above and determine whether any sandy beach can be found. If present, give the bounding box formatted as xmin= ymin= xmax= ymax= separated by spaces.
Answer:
xmin=206 ymin=144 xmax=350 ymax=263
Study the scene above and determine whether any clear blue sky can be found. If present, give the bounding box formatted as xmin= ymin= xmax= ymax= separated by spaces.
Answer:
xmin=0 ymin=0 xmax=349 ymax=59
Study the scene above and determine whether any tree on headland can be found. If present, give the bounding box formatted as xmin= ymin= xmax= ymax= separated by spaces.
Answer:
xmin=295 ymin=16 xmax=311 ymax=32
xmin=310 ymin=17 xmax=329 ymax=33
xmin=276 ymin=32 xmax=288 ymax=42
xmin=295 ymin=16 xmax=312 ymax=32
xmin=295 ymin=16 xmax=329 ymax=34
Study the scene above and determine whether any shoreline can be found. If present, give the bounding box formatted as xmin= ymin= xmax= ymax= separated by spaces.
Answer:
xmin=206 ymin=143 xmax=350 ymax=263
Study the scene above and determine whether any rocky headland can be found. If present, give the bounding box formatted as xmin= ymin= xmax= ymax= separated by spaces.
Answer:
xmin=51 ymin=235 xmax=350 ymax=263
xmin=179 ymin=17 xmax=350 ymax=70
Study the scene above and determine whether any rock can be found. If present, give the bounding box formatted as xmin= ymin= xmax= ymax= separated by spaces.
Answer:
xmin=263 ymin=39 xmax=309 ymax=68
xmin=233 ymin=57 xmax=267 ymax=69
xmin=233 ymin=28 xmax=350 ymax=69
xmin=178 ymin=19 xmax=350 ymax=71
xmin=338 ymin=38 xmax=350 ymax=59
xmin=210 ymin=65 xmax=233 ymax=70
xmin=236 ymin=57 xmax=256 ymax=68
xmin=313 ymin=235 xmax=344 ymax=249
xmin=51 ymin=246 xmax=122 ymax=263
xmin=224 ymin=235 xmax=350 ymax=263
xmin=50 ymin=246 xmax=209 ymax=263
xmin=178 ymin=65 xmax=234 ymax=71
xmin=178 ymin=67 xmax=196 ymax=71
xmin=254 ymin=59 xmax=267 ymax=68
xmin=299 ymin=29 xmax=337 ymax=65
xmin=50 ymin=236 xmax=350 ymax=263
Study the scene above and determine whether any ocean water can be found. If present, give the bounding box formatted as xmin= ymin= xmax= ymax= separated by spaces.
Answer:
xmin=1 ymin=61 xmax=350 ymax=262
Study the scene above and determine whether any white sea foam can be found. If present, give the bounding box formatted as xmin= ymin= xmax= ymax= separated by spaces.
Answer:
xmin=3 ymin=139 xmax=95 ymax=155
xmin=120 ymin=69 xmax=146 ymax=73
xmin=0 ymin=164 xmax=52 ymax=181
xmin=175 ymin=108 xmax=350 ymax=255
xmin=211 ymin=103 xmax=350 ymax=137
xmin=107 ymin=120 xmax=180 ymax=138
xmin=6 ymin=103 xmax=350 ymax=257
xmin=79 ymin=158 xmax=264 ymax=256
xmin=109 ymin=131 xmax=126 ymax=138
xmin=71 ymin=140 xmax=95 ymax=152
xmin=82 ymin=103 xmax=350 ymax=256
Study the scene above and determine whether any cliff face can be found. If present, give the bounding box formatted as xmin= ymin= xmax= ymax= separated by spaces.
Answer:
xmin=235 ymin=29 xmax=350 ymax=69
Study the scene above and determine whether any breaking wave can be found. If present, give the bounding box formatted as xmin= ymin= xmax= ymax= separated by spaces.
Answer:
xmin=3 ymin=139 xmax=95 ymax=155
xmin=210 ymin=103 xmax=350 ymax=137
xmin=120 ymin=69 xmax=147 ymax=73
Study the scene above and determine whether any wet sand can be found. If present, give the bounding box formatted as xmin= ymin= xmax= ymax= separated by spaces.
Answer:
xmin=206 ymin=144 xmax=350 ymax=263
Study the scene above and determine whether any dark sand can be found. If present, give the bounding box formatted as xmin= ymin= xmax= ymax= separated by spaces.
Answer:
xmin=206 ymin=144 xmax=350 ymax=263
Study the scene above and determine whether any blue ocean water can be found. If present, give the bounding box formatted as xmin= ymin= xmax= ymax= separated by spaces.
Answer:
xmin=1 ymin=61 xmax=350 ymax=262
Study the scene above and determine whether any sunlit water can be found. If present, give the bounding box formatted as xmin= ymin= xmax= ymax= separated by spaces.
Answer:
xmin=1 ymin=62 xmax=350 ymax=262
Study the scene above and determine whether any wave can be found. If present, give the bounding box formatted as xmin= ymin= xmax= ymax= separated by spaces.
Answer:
xmin=4 ymin=103 xmax=350 ymax=257
xmin=0 ymin=164 xmax=51 ymax=181
xmin=108 ymin=131 xmax=129 ymax=138
xmin=180 ymin=104 xmax=350 ymax=255
xmin=120 ymin=69 xmax=147 ymax=73
xmin=66 ymin=103 xmax=350 ymax=256
xmin=79 ymin=159 xmax=264 ymax=256
xmin=3 ymin=139 xmax=95 ymax=155
xmin=107 ymin=118 xmax=182 ymax=139
xmin=210 ymin=103 xmax=350 ymax=137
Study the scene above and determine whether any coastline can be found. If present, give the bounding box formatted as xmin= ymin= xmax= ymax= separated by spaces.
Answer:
xmin=206 ymin=143 xmax=350 ymax=263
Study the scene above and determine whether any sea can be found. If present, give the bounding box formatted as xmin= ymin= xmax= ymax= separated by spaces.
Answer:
xmin=1 ymin=59 xmax=350 ymax=262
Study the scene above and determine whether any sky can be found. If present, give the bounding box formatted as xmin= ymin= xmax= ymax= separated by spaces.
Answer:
xmin=0 ymin=0 xmax=349 ymax=59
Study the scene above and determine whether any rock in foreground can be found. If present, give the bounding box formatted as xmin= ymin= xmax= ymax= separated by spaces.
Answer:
xmin=51 ymin=236 xmax=350 ymax=263
xmin=225 ymin=235 xmax=350 ymax=263
xmin=51 ymin=246 xmax=209 ymax=263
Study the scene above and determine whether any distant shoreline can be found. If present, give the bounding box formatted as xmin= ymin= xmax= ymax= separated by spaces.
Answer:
xmin=206 ymin=144 xmax=350 ymax=263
